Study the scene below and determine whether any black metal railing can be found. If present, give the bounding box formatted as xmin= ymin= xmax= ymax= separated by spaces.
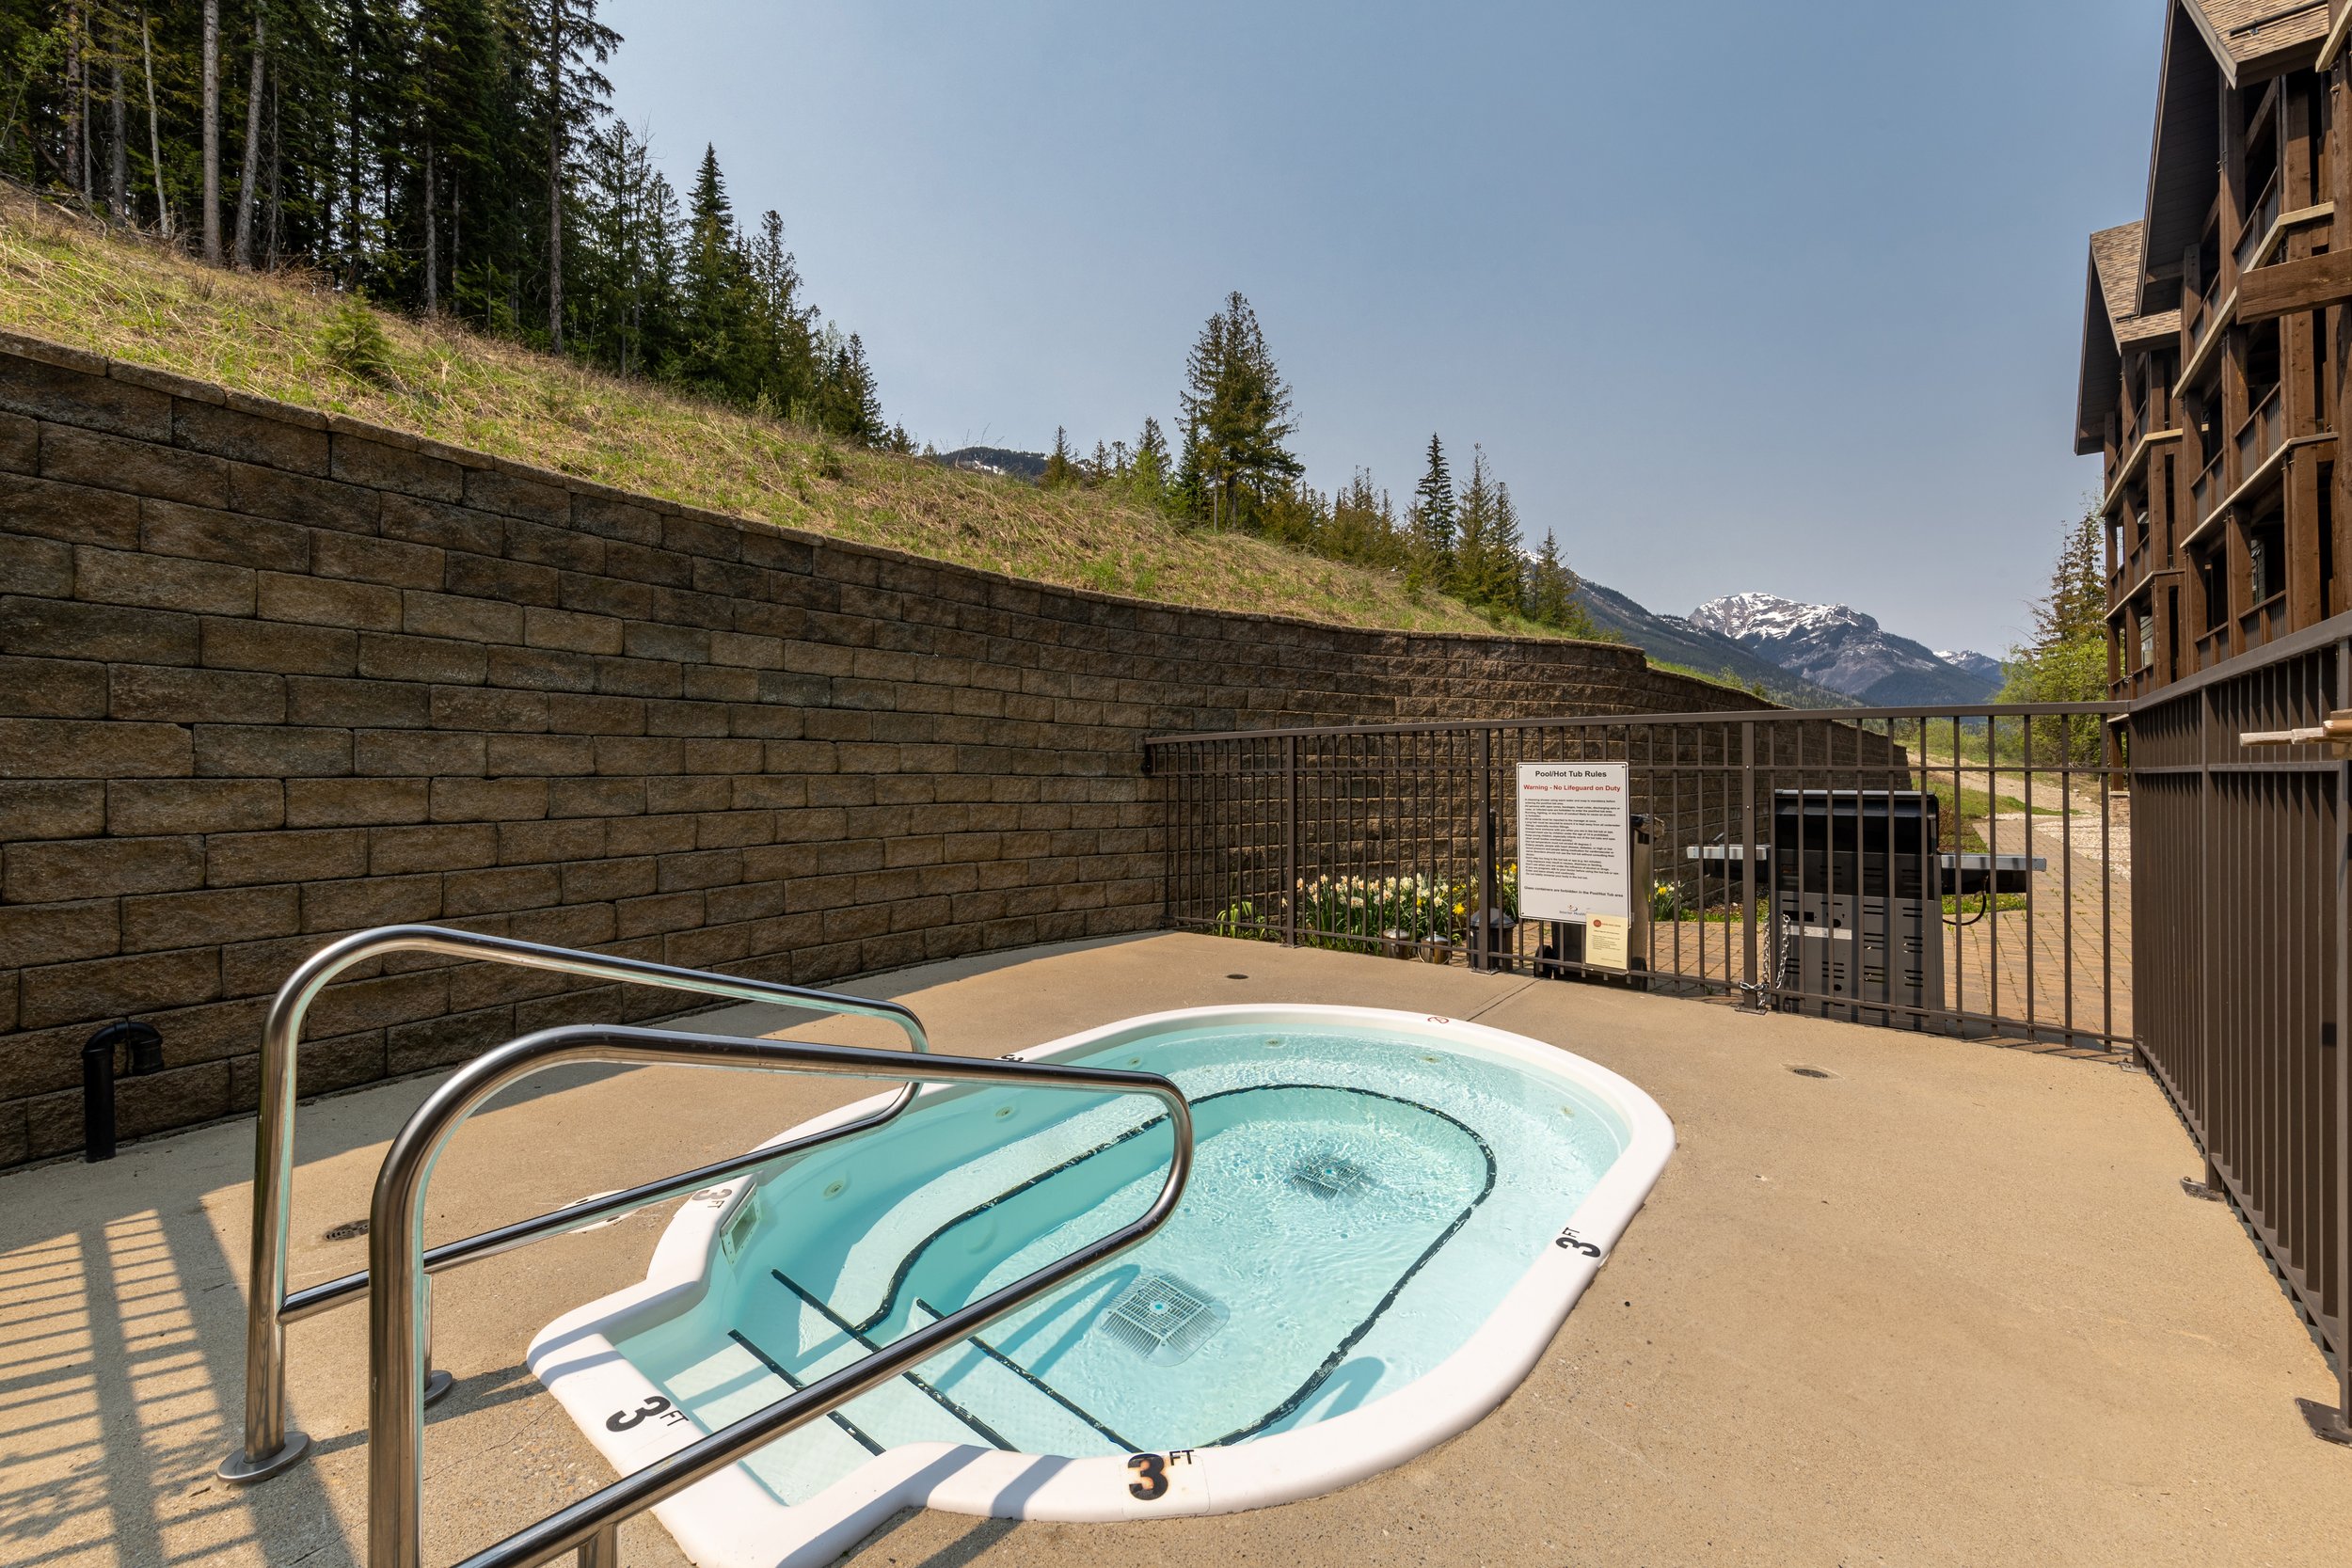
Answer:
xmin=2127 ymin=617 xmax=2349 ymax=1429
xmin=1147 ymin=704 xmax=2128 ymax=1049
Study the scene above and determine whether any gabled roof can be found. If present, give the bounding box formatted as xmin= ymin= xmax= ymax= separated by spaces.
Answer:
xmin=2078 ymin=223 xmax=2183 ymax=455
xmin=2141 ymin=2 xmax=2330 ymax=310
xmin=2142 ymin=4 xmax=2223 ymax=300
xmin=2092 ymin=224 xmax=2172 ymax=345
xmin=2184 ymin=0 xmax=2330 ymax=80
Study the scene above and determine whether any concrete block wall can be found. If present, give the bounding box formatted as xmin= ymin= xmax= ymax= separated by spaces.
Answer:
xmin=0 ymin=332 xmax=1764 ymax=1164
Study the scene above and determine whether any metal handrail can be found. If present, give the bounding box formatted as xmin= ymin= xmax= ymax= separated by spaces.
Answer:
xmin=367 ymin=1023 xmax=1195 ymax=1568
xmin=222 ymin=925 xmax=934 ymax=1483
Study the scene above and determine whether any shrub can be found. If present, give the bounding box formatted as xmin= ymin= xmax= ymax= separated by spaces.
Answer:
xmin=319 ymin=298 xmax=395 ymax=384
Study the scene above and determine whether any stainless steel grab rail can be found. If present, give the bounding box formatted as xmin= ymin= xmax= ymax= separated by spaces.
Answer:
xmin=367 ymin=1023 xmax=1194 ymax=1568
xmin=222 ymin=925 xmax=932 ymax=1483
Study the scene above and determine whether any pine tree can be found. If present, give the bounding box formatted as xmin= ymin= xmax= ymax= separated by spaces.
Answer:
xmin=744 ymin=207 xmax=814 ymax=412
xmin=1129 ymin=415 xmax=1170 ymax=507
xmin=1408 ymin=435 xmax=1455 ymax=584
xmin=2031 ymin=502 xmax=2106 ymax=648
xmin=1525 ymin=534 xmax=1592 ymax=635
xmin=1452 ymin=445 xmax=1495 ymax=604
xmin=1324 ymin=469 xmax=1404 ymax=569
xmin=844 ymin=332 xmax=882 ymax=442
xmin=1259 ymin=480 xmax=1325 ymax=550
xmin=106 ymin=7 xmax=126 ymax=222
xmin=230 ymin=3 xmax=263 ymax=265
xmin=1999 ymin=499 xmax=2108 ymax=762
xmin=1482 ymin=479 xmax=1525 ymax=610
xmin=1171 ymin=416 xmax=1206 ymax=521
xmin=670 ymin=141 xmax=755 ymax=396
xmin=530 ymin=0 xmax=618 ymax=351
xmin=1041 ymin=424 xmax=1076 ymax=488
xmin=1176 ymin=291 xmax=1300 ymax=530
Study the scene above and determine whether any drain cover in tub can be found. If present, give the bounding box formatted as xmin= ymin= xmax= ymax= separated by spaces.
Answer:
xmin=1099 ymin=1273 xmax=1228 ymax=1366
xmin=1294 ymin=1152 xmax=1370 ymax=1199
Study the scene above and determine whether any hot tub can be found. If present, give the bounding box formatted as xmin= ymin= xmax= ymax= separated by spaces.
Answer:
xmin=530 ymin=1005 xmax=1674 ymax=1567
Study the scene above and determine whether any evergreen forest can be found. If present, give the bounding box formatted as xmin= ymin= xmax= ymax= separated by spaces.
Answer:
xmin=0 ymin=0 xmax=1594 ymax=634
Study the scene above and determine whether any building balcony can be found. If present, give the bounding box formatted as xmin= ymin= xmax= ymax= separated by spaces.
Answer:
xmin=2191 ymin=451 xmax=2225 ymax=523
xmin=2235 ymin=192 xmax=2334 ymax=276
xmin=2238 ymin=593 xmax=2287 ymax=649
xmin=2233 ymin=173 xmax=2281 ymax=275
xmin=2117 ymin=536 xmax=2152 ymax=594
xmin=2235 ymin=386 xmax=2284 ymax=477
xmin=2194 ymin=625 xmax=2232 ymax=670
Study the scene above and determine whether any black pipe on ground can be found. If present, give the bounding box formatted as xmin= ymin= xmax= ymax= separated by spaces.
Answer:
xmin=82 ymin=1021 xmax=165 ymax=1163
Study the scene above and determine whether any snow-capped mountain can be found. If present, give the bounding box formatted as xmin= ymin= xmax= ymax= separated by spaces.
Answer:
xmin=1689 ymin=593 xmax=2000 ymax=705
xmin=1574 ymin=582 xmax=1853 ymax=706
xmin=1934 ymin=649 xmax=2004 ymax=684
xmin=932 ymin=446 xmax=1048 ymax=481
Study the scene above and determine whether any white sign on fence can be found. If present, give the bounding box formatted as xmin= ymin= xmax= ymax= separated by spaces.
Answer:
xmin=1515 ymin=762 xmax=1631 ymax=922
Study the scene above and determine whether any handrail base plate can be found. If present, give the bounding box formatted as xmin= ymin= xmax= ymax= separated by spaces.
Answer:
xmin=218 ymin=1370 xmax=448 ymax=1484
xmin=217 ymin=1429 xmax=310 ymax=1485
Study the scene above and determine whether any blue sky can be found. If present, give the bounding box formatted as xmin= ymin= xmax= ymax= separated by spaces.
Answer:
xmin=599 ymin=0 xmax=2161 ymax=655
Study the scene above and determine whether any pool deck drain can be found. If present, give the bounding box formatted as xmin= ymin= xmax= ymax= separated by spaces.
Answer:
xmin=0 ymin=930 xmax=2343 ymax=1568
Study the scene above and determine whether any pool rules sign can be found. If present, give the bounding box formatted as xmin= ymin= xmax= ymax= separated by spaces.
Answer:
xmin=1516 ymin=764 xmax=1632 ymax=968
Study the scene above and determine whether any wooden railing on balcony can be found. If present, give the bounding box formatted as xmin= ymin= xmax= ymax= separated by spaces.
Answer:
xmin=2236 ymin=385 xmax=2285 ymax=476
xmin=2190 ymin=267 xmax=2227 ymax=355
xmin=2194 ymin=626 xmax=2232 ymax=670
xmin=2239 ymin=594 xmax=2288 ymax=649
xmin=2192 ymin=451 xmax=2226 ymax=524
xmin=2235 ymin=172 xmax=2282 ymax=273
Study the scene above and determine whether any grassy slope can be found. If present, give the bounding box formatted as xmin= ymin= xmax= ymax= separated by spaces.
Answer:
xmin=0 ymin=187 xmax=1697 ymax=655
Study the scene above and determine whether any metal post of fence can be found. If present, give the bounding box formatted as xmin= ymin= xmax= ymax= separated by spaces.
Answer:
xmin=1477 ymin=728 xmax=1497 ymax=973
xmin=2197 ymin=682 xmax=2221 ymax=1191
xmin=1283 ymin=734 xmax=1299 ymax=947
xmin=1740 ymin=720 xmax=1761 ymax=1008
xmin=2336 ymin=638 xmax=2351 ymax=1432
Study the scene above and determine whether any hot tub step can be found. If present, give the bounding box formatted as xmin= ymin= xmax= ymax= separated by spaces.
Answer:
xmin=909 ymin=1299 xmax=1136 ymax=1456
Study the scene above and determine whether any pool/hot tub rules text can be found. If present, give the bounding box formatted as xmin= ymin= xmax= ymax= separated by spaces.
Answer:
xmin=1515 ymin=763 xmax=1631 ymax=922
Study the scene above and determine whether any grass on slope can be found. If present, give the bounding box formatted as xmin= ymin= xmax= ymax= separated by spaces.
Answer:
xmin=0 ymin=187 xmax=1624 ymax=644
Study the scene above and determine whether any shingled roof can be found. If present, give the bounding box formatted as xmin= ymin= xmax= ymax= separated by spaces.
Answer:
xmin=2138 ymin=2 xmax=2327 ymax=313
xmin=2078 ymin=223 xmax=2182 ymax=454
xmin=2090 ymin=222 xmax=2182 ymax=347
xmin=2185 ymin=0 xmax=2330 ymax=79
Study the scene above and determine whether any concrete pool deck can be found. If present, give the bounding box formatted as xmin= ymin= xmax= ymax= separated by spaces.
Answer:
xmin=1 ymin=933 xmax=2342 ymax=1568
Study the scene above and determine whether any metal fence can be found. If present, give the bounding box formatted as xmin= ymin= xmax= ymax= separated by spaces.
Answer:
xmin=2127 ymin=620 xmax=2348 ymax=1425
xmin=1146 ymin=704 xmax=2129 ymax=1049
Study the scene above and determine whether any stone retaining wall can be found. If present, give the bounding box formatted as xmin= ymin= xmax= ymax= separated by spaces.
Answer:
xmin=0 ymin=332 xmax=1763 ymax=1164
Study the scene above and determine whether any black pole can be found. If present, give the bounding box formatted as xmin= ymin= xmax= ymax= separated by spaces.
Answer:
xmin=82 ymin=1034 xmax=117 ymax=1163
xmin=82 ymin=1020 xmax=164 ymax=1163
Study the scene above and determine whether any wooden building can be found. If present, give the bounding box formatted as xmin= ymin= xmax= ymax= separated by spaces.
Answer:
xmin=2076 ymin=1 xmax=2352 ymax=698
